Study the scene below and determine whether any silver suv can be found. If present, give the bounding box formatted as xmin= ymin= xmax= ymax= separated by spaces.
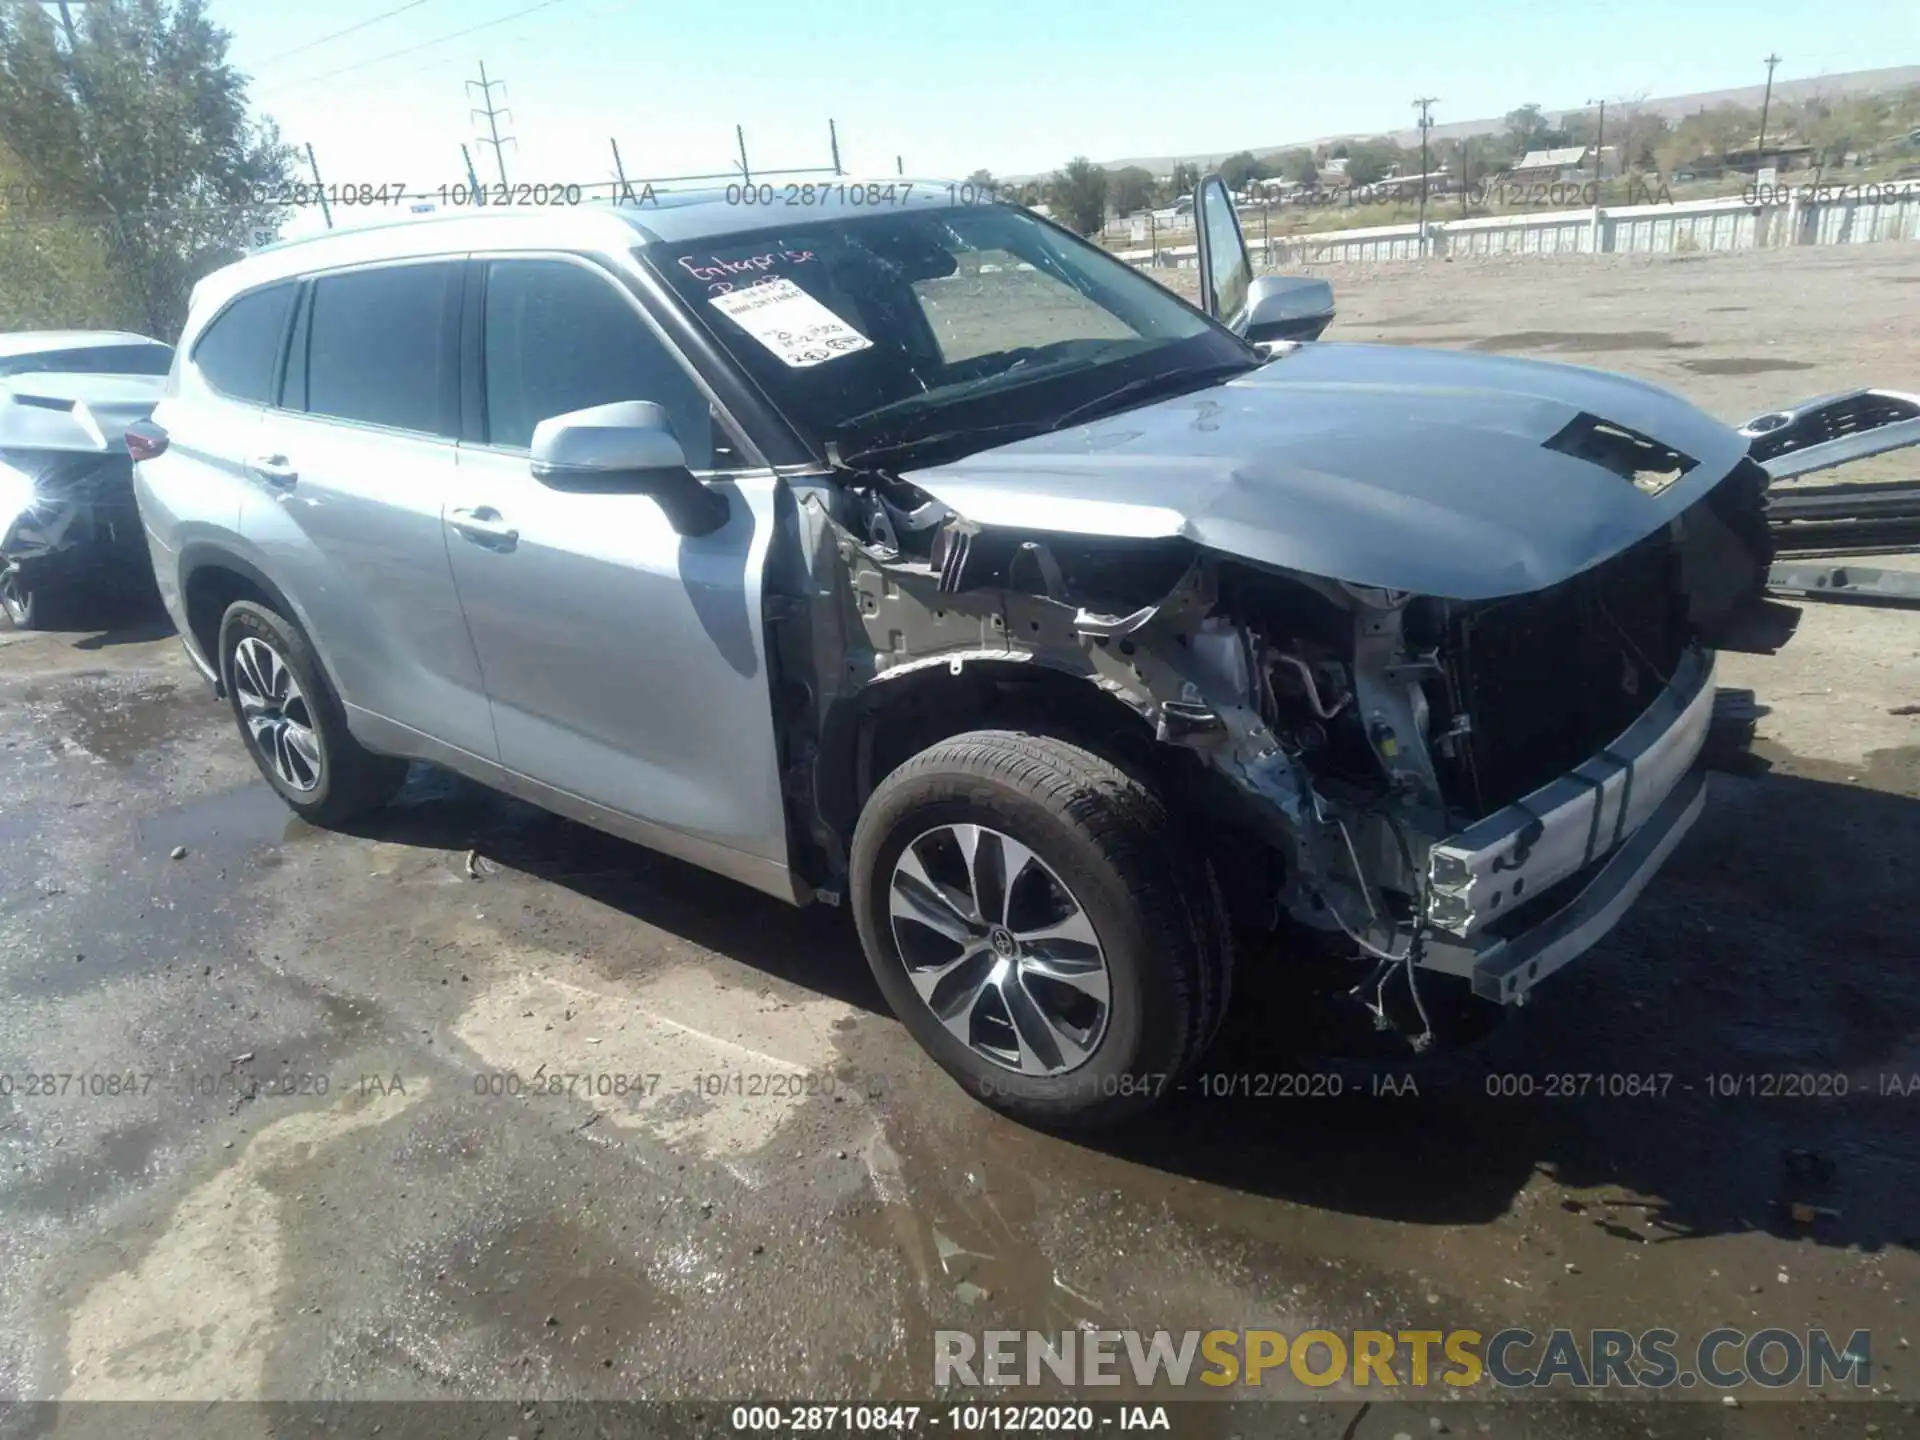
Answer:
xmin=133 ymin=179 xmax=1779 ymax=1127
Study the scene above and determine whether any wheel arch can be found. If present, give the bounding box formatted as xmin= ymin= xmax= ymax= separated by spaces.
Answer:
xmin=178 ymin=545 xmax=340 ymax=700
xmin=814 ymin=657 xmax=1169 ymax=850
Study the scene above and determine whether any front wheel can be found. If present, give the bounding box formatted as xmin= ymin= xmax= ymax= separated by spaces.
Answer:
xmin=850 ymin=731 xmax=1231 ymax=1129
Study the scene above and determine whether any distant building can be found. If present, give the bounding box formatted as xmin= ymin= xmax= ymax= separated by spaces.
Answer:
xmin=1363 ymin=168 xmax=1454 ymax=198
xmin=1508 ymin=146 xmax=1615 ymax=183
xmin=1719 ymin=135 xmax=1816 ymax=173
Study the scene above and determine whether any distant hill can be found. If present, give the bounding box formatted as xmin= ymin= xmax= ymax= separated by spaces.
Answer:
xmin=1039 ymin=65 xmax=1920 ymax=179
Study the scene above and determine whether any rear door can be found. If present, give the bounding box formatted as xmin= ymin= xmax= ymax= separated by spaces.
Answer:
xmin=239 ymin=259 xmax=499 ymax=764
xmin=1192 ymin=174 xmax=1255 ymax=334
xmin=445 ymin=252 xmax=791 ymax=880
xmin=138 ymin=281 xmax=295 ymax=613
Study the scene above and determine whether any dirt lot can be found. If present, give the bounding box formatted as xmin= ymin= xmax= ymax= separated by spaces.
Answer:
xmin=1 ymin=242 xmax=1918 ymax=1439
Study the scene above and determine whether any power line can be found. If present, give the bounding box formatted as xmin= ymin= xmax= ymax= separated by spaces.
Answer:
xmin=251 ymin=0 xmax=436 ymax=69
xmin=257 ymin=0 xmax=578 ymax=97
xmin=468 ymin=61 xmax=514 ymax=189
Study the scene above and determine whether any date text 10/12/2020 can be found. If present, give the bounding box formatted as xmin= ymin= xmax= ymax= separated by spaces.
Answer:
xmin=236 ymin=179 xmax=1004 ymax=213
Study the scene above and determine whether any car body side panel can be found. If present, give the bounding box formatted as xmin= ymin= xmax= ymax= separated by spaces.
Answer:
xmin=135 ymin=381 xmax=259 ymax=651
xmin=238 ymin=411 xmax=499 ymax=762
xmin=446 ymin=445 xmax=792 ymax=878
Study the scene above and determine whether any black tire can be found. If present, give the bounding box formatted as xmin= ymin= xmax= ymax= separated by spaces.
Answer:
xmin=0 ymin=562 xmax=57 ymax=630
xmin=218 ymin=600 xmax=408 ymax=825
xmin=851 ymin=730 xmax=1231 ymax=1128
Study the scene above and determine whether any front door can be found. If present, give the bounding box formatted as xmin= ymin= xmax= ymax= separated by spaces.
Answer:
xmin=1193 ymin=174 xmax=1255 ymax=335
xmin=445 ymin=253 xmax=792 ymax=884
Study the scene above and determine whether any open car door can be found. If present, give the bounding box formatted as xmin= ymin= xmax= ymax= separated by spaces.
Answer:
xmin=1192 ymin=173 xmax=1336 ymax=343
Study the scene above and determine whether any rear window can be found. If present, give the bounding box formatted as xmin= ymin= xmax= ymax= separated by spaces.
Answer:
xmin=192 ymin=284 xmax=295 ymax=403
xmin=299 ymin=263 xmax=458 ymax=435
xmin=0 ymin=344 xmax=173 ymax=378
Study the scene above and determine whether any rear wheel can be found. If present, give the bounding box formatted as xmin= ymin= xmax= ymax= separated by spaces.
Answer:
xmin=218 ymin=600 xmax=407 ymax=824
xmin=851 ymin=730 xmax=1231 ymax=1128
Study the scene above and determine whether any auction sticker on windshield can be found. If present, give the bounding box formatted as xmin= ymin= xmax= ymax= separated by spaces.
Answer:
xmin=710 ymin=278 xmax=873 ymax=368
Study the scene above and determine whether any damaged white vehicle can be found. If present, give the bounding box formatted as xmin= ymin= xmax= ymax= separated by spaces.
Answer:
xmin=139 ymin=179 xmax=1848 ymax=1127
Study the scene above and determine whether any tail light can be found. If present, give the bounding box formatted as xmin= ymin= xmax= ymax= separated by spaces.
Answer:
xmin=125 ymin=421 xmax=169 ymax=462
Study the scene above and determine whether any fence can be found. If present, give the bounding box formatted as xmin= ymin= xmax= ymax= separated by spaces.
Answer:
xmin=1112 ymin=189 xmax=1920 ymax=269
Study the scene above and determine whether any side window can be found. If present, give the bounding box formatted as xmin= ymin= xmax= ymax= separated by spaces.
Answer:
xmin=301 ymin=262 xmax=458 ymax=435
xmin=482 ymin=259 xmax=720 ymax=468
xmin=1198 ymin=179 xmax=1251 ymax=323
xmin=191 ymin=284 xmax=295 ymax=403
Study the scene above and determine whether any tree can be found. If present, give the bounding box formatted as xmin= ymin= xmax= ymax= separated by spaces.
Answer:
xmin=0 ymin=0 xmax=295 ymax=337
xmin=1168 ymin=161 xmax=1200 ymax=200
xmin=1655 ymin=103 xmax=1761 ymax=174
xmin=1503 ymin=103 xmax=1552 ymax=158
xmin=0 ymin=137 xmax=131 ymax=328
xmin=1610 ymin=102 xmax=1670 ymax=173
xmin=965 ymin=168 xmax=996 ymax=192
xmin=1274 ymin=149 xmax=1318 ymax=185
xmin=1218 ymin=150 xmax=1261 ymax=191
xmin=1048 ymin=156 xmax=1109 ymax=234
xmin=1343 ymin=138 xmax=1404 ymax=187
xmin=1109 ymin=165 xmax=1155 ymax=215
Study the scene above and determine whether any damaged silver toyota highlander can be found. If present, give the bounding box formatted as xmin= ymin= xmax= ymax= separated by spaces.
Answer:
xmin=134 ymin=177 xmax=1795 ymax=1126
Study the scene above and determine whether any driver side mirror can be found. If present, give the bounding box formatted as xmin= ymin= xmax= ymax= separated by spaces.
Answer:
xmin=1242 ymin=274 xmax=1336 ymax=343
xmin=529 ymin=400 xmax=730 ymax=537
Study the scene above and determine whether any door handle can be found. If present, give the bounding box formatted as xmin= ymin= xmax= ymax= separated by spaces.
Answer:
xmin=247 ymin=454 xmax=298 ymax=489
xmin=448 ymin=506 xmax=519 ymax=550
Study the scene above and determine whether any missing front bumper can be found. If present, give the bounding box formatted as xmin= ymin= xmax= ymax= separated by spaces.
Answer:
xmin=1413 ymin=646 xmax=1716 ymax=1004
xmin=1420 ymin=767 xmax=1706 ymax=1003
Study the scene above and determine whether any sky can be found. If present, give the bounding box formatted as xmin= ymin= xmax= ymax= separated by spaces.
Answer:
xmin=215 ymin=0 xmax=1918 ymax=237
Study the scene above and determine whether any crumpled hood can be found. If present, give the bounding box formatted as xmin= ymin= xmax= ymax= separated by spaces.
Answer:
xmin=902 ymin=342 xmax=1753 ymax=600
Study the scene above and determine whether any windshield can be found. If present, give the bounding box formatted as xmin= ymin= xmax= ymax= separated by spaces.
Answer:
xmin=0 ymin=344 xmax=174 ymax=379
xmin=648 ymin=204 xmax=1255 ymax=460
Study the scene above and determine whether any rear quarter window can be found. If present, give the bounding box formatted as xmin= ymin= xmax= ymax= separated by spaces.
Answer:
xmin=191 ymin=284 xmax=296 ymax=403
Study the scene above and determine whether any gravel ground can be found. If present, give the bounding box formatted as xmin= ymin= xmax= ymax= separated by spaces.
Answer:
xmin=1 ymin=241 xmax=1918 ymax=1439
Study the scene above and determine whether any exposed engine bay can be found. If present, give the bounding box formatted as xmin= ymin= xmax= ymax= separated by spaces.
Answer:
xmin=771 ymin=447 xmax=1778 ymax=1050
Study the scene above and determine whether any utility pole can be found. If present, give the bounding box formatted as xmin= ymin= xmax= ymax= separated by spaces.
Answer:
xmin=1413 ymin=97 xmax=1437 ymax=256
xmin=1588 ymin=98 xmax=1606 ymax=184
xmin=610 ymin=138 xmax=633 ymax=204
xmin=305 ymin=142 xmax=334 ymax=229
xmin=829 ymin=119 xmax=843 ymax=177
xmin=737 ymin=125 xmax=751 ymax=185
xmin=896 ymin=154 xmax=904 ymax=176
xmin=461 ymin=143 xmax=487 ymax=205
xmin=1757 ymin=53 xmax=1782 ymax=163
xmin=466 ymin=61 xmax=514 ymax=190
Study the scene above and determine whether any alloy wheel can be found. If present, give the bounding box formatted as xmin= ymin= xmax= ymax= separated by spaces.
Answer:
xmin=887 ymin=823 xmax=1112 ymax=1075
xmin=232 ymin=636 xmax=323 ymax=793
xmin=0 ymin=563 xmax=27 ymax=626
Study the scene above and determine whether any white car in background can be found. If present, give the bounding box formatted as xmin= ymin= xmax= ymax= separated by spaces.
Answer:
xmin=0 ymin=331 xmax=173 ymax=628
